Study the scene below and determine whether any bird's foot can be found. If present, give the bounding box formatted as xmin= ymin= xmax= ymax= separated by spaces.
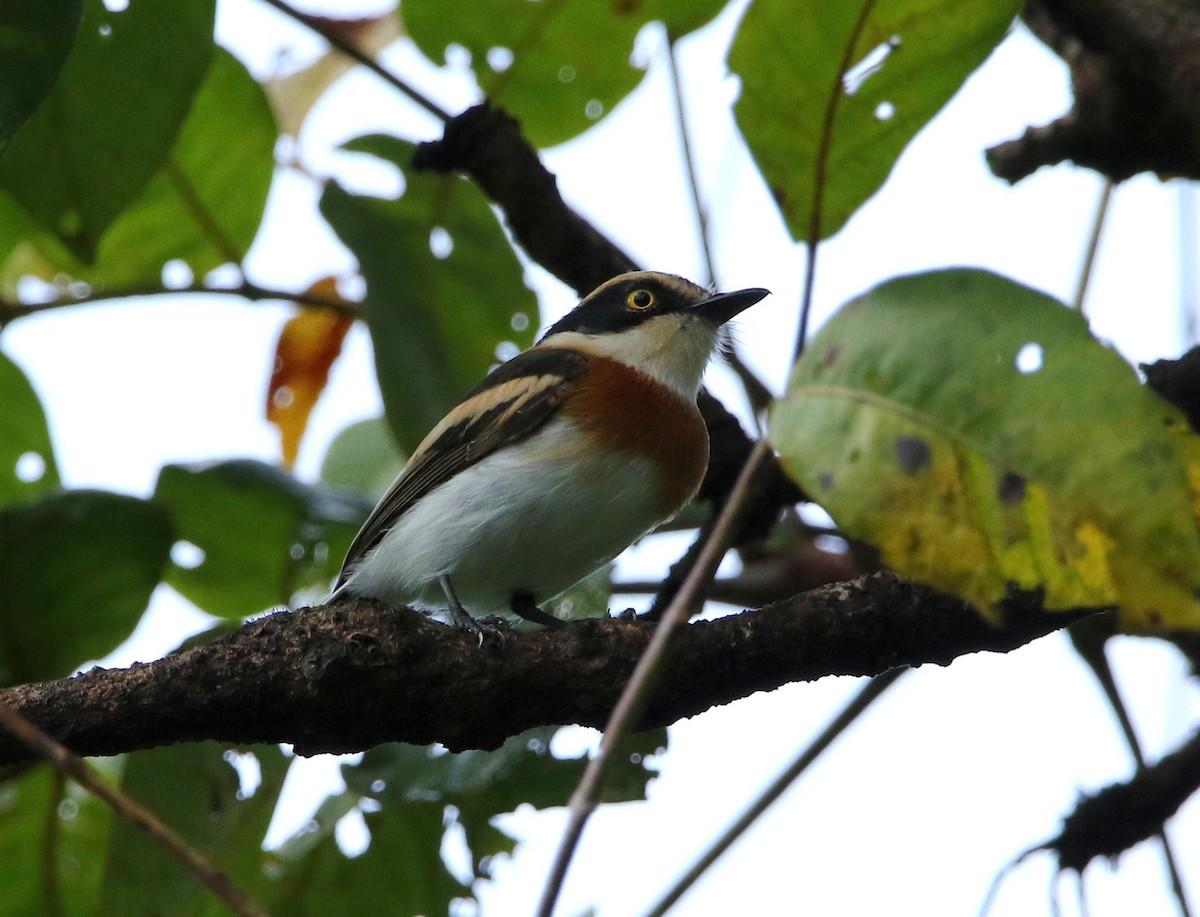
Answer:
xmin=510 ymin=590 xmax=567 ymax=629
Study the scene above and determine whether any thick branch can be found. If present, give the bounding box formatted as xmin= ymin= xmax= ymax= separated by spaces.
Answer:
xmin=988 ymin=0 xmax=1200 ymax=183
xmin=412 ymin=103 xmax=636 ymax=296
xmin=0 ymin=573 xmax=1091 ymax=765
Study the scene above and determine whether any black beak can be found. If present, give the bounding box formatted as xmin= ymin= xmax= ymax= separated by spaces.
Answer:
xmin=692 ymin=287 xmax=770 ymax=325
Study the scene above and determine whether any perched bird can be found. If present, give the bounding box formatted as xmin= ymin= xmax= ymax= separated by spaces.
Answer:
xmin=331 ymin=271 xmax=769 ymax=634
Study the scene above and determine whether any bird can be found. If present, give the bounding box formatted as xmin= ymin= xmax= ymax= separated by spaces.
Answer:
xmin=331 ymin=270 xmax=769 ymax=636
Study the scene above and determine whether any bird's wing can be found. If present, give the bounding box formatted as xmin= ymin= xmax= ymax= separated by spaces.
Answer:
xmin=334 ymin=346 xmax=590 ymax=588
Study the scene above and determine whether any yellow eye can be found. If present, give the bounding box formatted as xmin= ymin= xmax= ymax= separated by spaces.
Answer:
xmin=627 ymin=289 xmax=656 ymax=311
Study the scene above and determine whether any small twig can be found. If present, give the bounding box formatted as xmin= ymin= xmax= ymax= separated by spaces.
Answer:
xmin=1 ymin=280 xmax=355 ymax=327
xmin=1073 ymin=179 xmax=1115 ymax=314
xmin=796 ymin=0 xmax=879 ymax=359
xmin=645 ymin=667 xmax=907 ymax=916
xmin=257 ymin=0 xmax=450 ymax=121
xmin=0 ymin=700 xmax=269 ymax=917
xmin=536 ymin=441 xmax=771 ymax=917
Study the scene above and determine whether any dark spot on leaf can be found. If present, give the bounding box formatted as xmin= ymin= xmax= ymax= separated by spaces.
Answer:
xmin=612 ymin=0 xmax=641 ymax=12
xmin=770 ymin=185 xmax=788 ymax=208
xmin=821 ymin=346 xmax=840 ymax=367
xmin=998 ymin=472 xmax=1026 ymax=505
xmin=1146 ymin=609 xmax=1163 ymax=626
xmin=894 ymin=437 xmax=931 ymax=474
xmin=818 ymin=472 xmax=834 ymax=491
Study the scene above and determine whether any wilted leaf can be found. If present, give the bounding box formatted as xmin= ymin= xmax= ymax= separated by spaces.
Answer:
xmin=0 ymin=47 xmax=276 ymax=293
xmin=729 ymin=0 xmax=1018 ymax=241
xmin=771 ymin=269 xmax=1200 ymax=630
xmin=0 ymin=349 xmax=59 ymax=506
xmin=403 ymin=0 xmax=726 ymax=146
xmin=268 ymin=280 xmax=355 ymax=468
xmin=153 ymin=460 xmax=369 ymax=619
xmin=0 ymin=0 xmax=215 ymax=260
xmin=320 ymin=135 xmax=536 ymax=452
xmin=0 ymin=491 xmax=172 ymax=684
xmin=0 ymin=0 xmax=82 ymax=156
xmin=265 ymin=11 xmax=402 ymax=136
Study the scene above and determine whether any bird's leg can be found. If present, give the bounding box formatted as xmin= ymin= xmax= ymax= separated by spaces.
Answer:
xmin=437 ymin=574 xmax=505 ymax=646
xmin=510 ymin=590 xmax=566 ymax=629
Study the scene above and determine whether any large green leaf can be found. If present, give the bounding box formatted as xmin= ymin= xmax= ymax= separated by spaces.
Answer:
xmin=320 ymin=415 xmax=406 ymax=499
xmin=266 ymin=799 xmax=467 ymax=916
xmin=0 ymin=0 xmax=215 ymax=260
xmin=320 ymin=135 xmax=537 ymax=452
xmin=0 ymin=490 xmax=172 ymax=684
xmin=0 ymin=765 xmax=113 ymax=916
xmin=403 ymin=0 xmax=726 ymax=147
xmin=771 ymin=269 xmax=1200 ymax=631
xmin=0 ymin=0 xmax=82 ymax=156
xmin=153 ymin=460 xmax=368 ymax=620
xmin=346 ymin=726 xmax=665 ymax=877
xmin=100 ymin=743 xmax=289 ymax=917
xmin=729 ymin=0 xmax=1018 ymax=241
xmin=0 ymin=349 xmax=60 ymax=506
xmin=0 ymin=47 xmax=274 ymax=292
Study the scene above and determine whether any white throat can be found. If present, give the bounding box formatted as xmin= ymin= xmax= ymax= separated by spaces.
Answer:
xmin=542 ymin=314 xmax=718 ymax=399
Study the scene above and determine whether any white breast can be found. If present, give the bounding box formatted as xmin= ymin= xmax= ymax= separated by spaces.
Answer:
xmin=340 ymin=417 xmax=668 ymax=617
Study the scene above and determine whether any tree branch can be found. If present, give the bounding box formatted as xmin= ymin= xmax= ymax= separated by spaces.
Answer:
xmin=0 ymin=573 xmax=1093 ymax=766
xmin=987 ymin=0 xmax=1200 ymax=183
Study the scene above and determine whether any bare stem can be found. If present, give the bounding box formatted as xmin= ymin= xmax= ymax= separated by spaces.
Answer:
xmin=536 ymin=441 xmax=771 ymax=917
xmin=1 ymin=280 xmax=355 ymax=328
xmin=0 ymin=700 xmax=269 ymax=917
xmin=646 ymin=667 xmax=907 ymax=916
xmin=1073 ymin=179 xmax=1115 ymax=315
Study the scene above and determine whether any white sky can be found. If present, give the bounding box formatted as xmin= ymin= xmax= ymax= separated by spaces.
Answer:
xmin=4 ymin=2 xmax=1198 ymax=915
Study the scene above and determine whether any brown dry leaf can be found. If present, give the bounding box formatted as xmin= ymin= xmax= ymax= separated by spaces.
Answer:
xmin=267 ymin=277 xmax=353 ymax=468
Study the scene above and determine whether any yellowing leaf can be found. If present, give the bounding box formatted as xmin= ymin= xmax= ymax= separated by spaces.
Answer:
xmin=770 ymin=269 xmax=1200 ymax=631
xmin=267 ymin=278 xmax=353 ymax=468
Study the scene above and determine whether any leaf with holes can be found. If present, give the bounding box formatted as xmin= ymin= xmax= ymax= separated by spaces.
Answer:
xmin=153 ymin=460 xmax=368 ymax=620
xmin=770 ymin=269 xmax=1200 ymax=631
xmin=320 ymin=135 xmax=537 ymax=452
xmin=0 ymin=350 xmax=59 ymax=506
xmin=403 ymin=0 xmax=726 ymax=146
xmin=729 ymin=0 xmax=1019 ymax=241
xmin=267 ymin=280 xmax=355 ymax=469
xmin=0 ymin=491 xmax=172 ymax=684
xmin=0 ymin=47 xmax=275 ymax=292
xmin=0 ymin=0 xmax=82 ymax=156
xmin=0 ymin=0 xmax=215 ymax=260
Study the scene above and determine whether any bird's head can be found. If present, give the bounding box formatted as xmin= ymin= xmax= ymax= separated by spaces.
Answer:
xmin=538 ymin=271 xmax=770 ymax=398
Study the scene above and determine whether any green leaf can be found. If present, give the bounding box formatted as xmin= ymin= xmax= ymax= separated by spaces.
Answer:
xmin=0 ymin=764 xmax=113 ymax=916
xmin=0 ymin=490 xmax=172 ymax=684
xmin=729 ymin=0 xmax=1018 ymax=241
xmin=404 ymin=0 xmax=725 ymax=146
xmin=0 ymin=349 xmax=60 ymax=506
xmin=0 ymin=0 xmax=215 ymax=259
xmin=100 ymin=743 xmax=289 ymax=917
xmin=320 ymin=135 xmax=537 ymax=452
xmin=0 ymin=47 xmax=274 ymax=292
xmin=0 ymin=0 xmax=82 ymax=156
xmin=320 ymin=415 xmax=406 ymax=498
xmin=770 ymin=268 xmax=1200 ymax=630
xmin=267 ymin=802 xmax=468 ymax=916
xmin=153 ymin=460 xmax=369 ymax=620
xmin=346 ymin=726 xmax=664 ymax=877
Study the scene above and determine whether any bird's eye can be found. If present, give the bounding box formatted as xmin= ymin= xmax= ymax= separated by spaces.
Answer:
xmin=627 ymin=289 xmax=656 ymax=311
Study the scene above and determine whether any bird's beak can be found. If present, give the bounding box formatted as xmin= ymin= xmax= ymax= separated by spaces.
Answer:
xmin=691 ymin=287 xmax=770 ymax=325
